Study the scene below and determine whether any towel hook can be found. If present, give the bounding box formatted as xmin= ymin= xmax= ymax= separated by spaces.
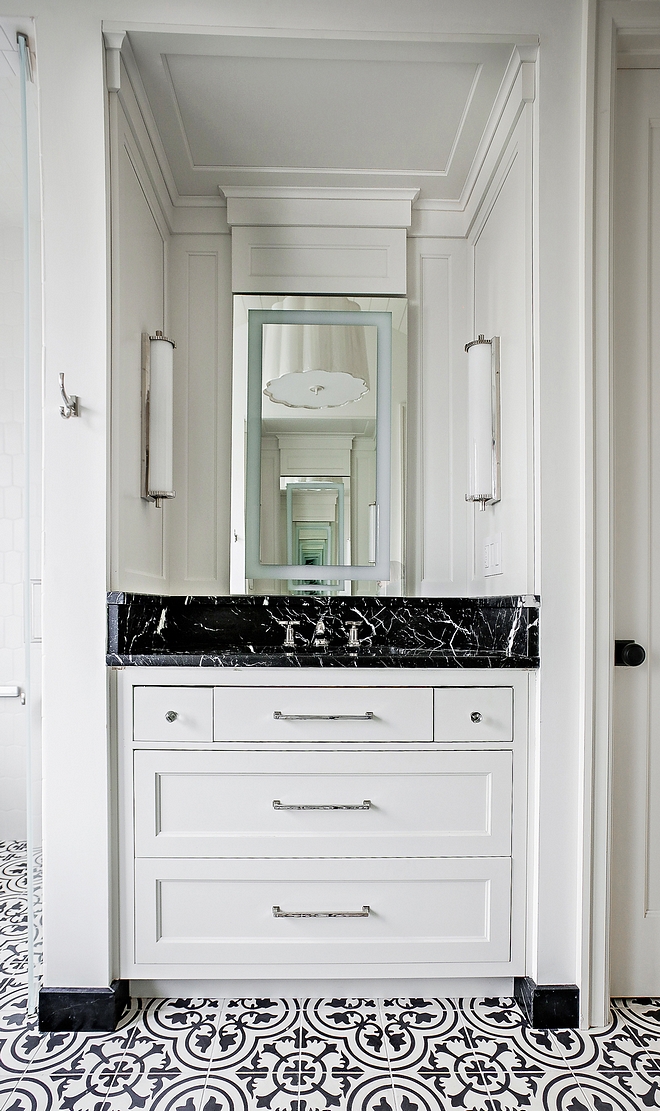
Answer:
xmin=59 ymin=373 xmax=79 ymax=419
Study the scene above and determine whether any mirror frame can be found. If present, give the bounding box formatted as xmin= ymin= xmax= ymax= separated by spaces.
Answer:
xmin=242 ymin=307 xmax=392 ymax=582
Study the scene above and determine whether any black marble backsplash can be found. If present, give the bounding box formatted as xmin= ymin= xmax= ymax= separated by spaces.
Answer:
xmin=107 ymin=593 xmax=539 ymax=668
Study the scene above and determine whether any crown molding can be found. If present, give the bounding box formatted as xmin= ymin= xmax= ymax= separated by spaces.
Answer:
xmin=220 ymin=187 xmax=420 ymax=229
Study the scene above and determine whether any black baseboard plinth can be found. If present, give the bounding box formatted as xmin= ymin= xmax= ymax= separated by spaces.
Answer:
xmin=39 ymin=980 xmax=129 ymax=1032
xmin=514 ymin=977 xmax=579 ymax=1028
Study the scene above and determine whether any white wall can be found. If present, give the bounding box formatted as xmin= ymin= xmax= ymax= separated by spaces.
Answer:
xmin=0 ymin=0 xmax=587 ymax=998
xmin=0 ymin=48 xmax=26 ymax=841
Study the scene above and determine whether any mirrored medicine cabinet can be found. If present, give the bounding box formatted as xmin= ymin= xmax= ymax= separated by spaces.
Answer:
xmin=230 ymin=295 xmax=407 ymax=597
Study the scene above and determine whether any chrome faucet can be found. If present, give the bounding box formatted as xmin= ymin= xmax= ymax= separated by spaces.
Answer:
xmin=346 ymin=621 xmax=362 ymax=648
xmin=277 ymin=619 xmax=300 ymax=649
xmin=312 ymin=617 xmax=328 ymax=647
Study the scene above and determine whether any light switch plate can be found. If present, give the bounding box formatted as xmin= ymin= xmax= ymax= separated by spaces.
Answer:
xmin=484 ymin=532 xmax=503 ymax=576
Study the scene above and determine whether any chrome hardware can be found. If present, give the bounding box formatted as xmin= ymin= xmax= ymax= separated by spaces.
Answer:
xmin=346 ymin=621 xmax=362 ymax=648
xmin=165 ymin=710 xmax=178 ymax=723
xmin=470 ymin=712 xmax=483 ymax=723
xmin=0 ymin=685 xmax=25 ymax=705
xmin=59 ymin=373 xmax=79 ymax=419
xmin=273 ymin=799 xmax=372 ymax=811
xmin=272 ymin=905 xmax=370 ymax=918
xmin=312 ymin=617 xmax=328 ymax=647
xmin=276 ymin=619 xmax=300 ymax=649
xmin=273 ymin=711 xmax=374 ymax=722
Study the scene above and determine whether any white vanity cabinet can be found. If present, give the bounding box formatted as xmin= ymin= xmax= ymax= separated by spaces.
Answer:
xmin=116 ymin=669 xmax=531 ymax=985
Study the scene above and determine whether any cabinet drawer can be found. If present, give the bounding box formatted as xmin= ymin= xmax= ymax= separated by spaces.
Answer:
xmin=134 ymin=750 xmax=513 ymax=858
xmin=434 ymin=687 xmax=513 ymax=741
xmin=133 ymin=687 xmax=214 ymax=742
xmin=213 ymin=687 xmax=433 ymax=741
xmin=134 ymin=856 xmax=511 ymax=966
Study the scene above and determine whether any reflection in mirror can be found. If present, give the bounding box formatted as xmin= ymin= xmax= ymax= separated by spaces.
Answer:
xmin=230 ymin=295 xmax=407 ymax=596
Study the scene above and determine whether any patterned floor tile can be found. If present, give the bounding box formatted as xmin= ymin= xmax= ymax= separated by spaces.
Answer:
xmin=210 ymin=998 xmax=301 ymax=1074
xmin=303 ymin=997 xmax=390 ymax=1068
xmin=379 ymin=997 xmax=467 ymax=1073
xmin=459 ymin=997 xmax=528 ymax=1037
xmin=0 ymin=1074 xmax=55 ymax=1111
xmin=561 ymin=1071 xmax=657 ymax=1109
xmin=139 ymin=997 xmax=224 ymax=1072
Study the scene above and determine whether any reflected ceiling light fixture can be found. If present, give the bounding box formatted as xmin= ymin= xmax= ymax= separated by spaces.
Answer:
xmin=262 ymin=296 xmax=370 ymax=409
xmin=465 ymin=334 xmax=501 ymax=510
xmin=141 ymin=330 xmax=176 ymax=508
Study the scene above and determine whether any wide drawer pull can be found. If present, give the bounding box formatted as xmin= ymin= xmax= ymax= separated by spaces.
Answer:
xmin=272 ymin=799 xmax=372 ymax=811
xmin=272 ymin=905 xmax=370 ymax=918
xmin=273 ymin=711 xmax=375 ymax=722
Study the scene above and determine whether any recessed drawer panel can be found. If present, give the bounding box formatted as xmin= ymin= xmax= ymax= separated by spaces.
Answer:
xmin=133 ymin=687 xmax=214 ymax=742
xmin=213 ymin=687 xmax=433 ymax=742
xmin=134 ymin=856 xmax=511 ymax=966
xmin=133 ymin=749 xmax=513 ymax=858
xmin=434 ymin=687 xmax=513 ymax=741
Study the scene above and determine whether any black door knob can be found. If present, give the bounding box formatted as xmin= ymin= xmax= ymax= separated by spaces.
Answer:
xmin=614 ymin=640 xmax=646 ymax=667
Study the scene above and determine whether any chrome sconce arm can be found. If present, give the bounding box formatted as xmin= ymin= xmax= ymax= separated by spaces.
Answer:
xmin=141 ymin=331 xmax=176 ymax=507
xmin=465 ymin=334 xmax=501 ymax=510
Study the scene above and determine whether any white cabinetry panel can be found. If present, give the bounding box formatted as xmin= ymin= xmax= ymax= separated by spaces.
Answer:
xmin=134 ymin=749 xmax=513 ymax=858
xmin=135 ymin=856 xmax=511 ymax=965
xmin=231 ymin=226 xmax=407 ymax=295
xmin=434 ymin=687 xmax=513 ymax=741
xmin=134 ymin=686 xmax=214 ymax=741
xmin=213 ymin=686 xmax=433 ymax=741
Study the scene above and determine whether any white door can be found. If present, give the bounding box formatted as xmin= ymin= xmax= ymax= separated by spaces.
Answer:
xmin=611 ymin=67 xmax=660 ymax=994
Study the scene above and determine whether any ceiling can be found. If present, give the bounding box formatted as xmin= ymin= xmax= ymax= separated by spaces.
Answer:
xmin=126 ymin=32 xmax=516 ymax=205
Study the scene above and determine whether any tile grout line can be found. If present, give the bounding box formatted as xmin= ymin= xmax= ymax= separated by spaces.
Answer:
xmin=376 ymin=996 xmax=412 ymax=1111
xmin=196 ymin=996 xmax=227 ymax=1111
xmin=0 ymin=1024 xmax=47 ymax=1111
xmin=81 ymin=1002 xmax=144 ymax=1111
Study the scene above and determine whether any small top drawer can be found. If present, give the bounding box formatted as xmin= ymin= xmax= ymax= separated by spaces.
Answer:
xmin=434 ymin=687 xmax=513 ymax=741
xmin=213 ymin=687 xmax=433 ymax=742
xmin=133 ymin=687 xmax=214 ymax=741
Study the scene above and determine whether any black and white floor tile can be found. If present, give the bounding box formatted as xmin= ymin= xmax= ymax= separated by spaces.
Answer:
xmin=2 ymin=846 xmax=660 ymax=1109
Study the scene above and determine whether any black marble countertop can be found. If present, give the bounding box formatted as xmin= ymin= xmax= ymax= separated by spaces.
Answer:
xmin=107 ymin=594 xmax=539 ymax=669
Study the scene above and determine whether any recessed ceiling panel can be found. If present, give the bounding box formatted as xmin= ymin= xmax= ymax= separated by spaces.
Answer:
xmin=128 ymin=33 xmax=514 ymax=202
xmin=167 ymin=54 xmax=478 ymax=172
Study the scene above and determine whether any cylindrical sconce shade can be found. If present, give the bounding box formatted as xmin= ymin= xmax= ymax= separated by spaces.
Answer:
xmin=465 ymin=335 xmax=500 ymax=508
xmin=145 ymin=331 xmax=175 ymax=503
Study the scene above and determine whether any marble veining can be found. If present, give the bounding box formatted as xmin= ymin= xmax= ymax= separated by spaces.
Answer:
xmin=107 ymin=594 xmax=539 ymax=668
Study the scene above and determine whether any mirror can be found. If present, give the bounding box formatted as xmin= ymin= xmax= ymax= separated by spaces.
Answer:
xmin=231 ymin=295 xmax=407 ymax=595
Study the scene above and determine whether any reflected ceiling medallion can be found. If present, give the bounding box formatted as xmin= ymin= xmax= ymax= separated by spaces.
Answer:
xmin=262 ymin=296 xmax=370 ymax=409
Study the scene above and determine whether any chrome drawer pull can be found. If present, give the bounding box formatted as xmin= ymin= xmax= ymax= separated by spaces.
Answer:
xmin=272 ymin=799 xmax=372 ymax=811
xmin=272 ymin=905 xmax=370 ymax=918
xmin=273 ymin=711 xmax=374 ymax=722
xmin=165 ymin=711 xmax=178 ymax=723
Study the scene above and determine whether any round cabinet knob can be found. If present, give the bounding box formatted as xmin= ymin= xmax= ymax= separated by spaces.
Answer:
xmin=471 ymin=711 xmax=483 ymax=723
xmin=614 ymin=640 xmax=646 ymax=667
xmin=165 ymin=710 xmax=178 ymax=723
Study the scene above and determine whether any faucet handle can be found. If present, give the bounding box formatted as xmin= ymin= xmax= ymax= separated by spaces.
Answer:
xmin=276 ymin=619 xmax=300 ymax=648
xmin=346 ymin=620 xmax=362 ymax=648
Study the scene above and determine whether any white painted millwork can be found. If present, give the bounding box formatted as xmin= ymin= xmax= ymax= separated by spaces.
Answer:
xmin=230 ymin=225 xmax=407 ymax=296
xmin=610 ymin=67 xmax=660 ymax=995
xmin=118 ymin=668 xmax=529 ymax=983
xmin=434 ymin=687 xmax=513 ymax=741
xmin=211 ymin=686 xmax=433 ymax=742
xmin=133 ymin=686 xmax=214 ymax=741
xmin=133 ymin=748 xmax=514 ymax=857
xmin=134 ymin=856 xmax=513 ymax=967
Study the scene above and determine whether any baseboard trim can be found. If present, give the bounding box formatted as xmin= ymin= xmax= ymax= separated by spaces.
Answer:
xmin=39 ymin=980 xmax=130 ymax=1032
xmin=514 ymin=977 xmax=579 ymax=1028
xmin=129 ymin=975 xmax=514 ymax=998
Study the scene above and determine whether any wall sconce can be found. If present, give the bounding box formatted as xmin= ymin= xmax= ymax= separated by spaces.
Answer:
xmin=141 ymin=330 xmax=176 ymax=507
xmin=465 ymin=334 xmax=501 ymax=509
